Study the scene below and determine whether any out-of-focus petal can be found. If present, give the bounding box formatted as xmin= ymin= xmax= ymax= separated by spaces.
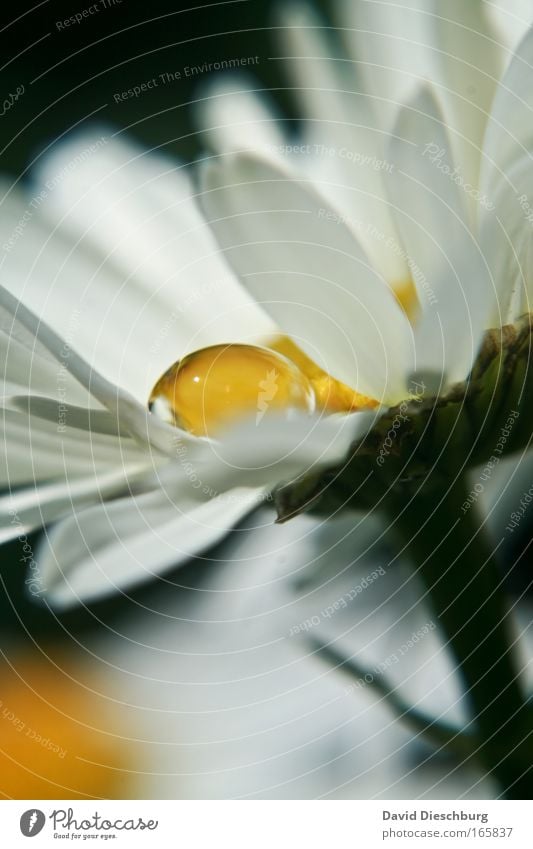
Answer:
xmin=278 ymin=5 xmax=408 ymax=283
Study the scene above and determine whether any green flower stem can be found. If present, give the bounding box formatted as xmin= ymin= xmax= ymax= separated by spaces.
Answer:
xmin=388 ymin=479 xmax=533 ymax=799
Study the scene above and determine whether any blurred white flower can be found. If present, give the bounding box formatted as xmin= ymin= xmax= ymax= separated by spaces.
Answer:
xmin=101 ymin=509 xmax=528 ymax=799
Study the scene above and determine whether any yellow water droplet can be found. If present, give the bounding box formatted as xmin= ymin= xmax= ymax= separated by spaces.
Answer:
xmin=149 ymin=343 xmax=315 ymax=437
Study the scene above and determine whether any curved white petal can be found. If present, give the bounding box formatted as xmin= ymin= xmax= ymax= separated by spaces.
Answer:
xmin=200 ymin=153 xmax=413 ymax=403
xmin=1 ymin=406 xmax=152 ymax=487
xmin=189 ymin=409 xmax=374 ymax=493
xmin=337 ymin=1 xmax=503 ymax=204
xmin=279 ymin=5 xmax=366 ymax=133
xmin=0 ymin=183 xmax=175 ymax=402
xmin=1 ymin=330 xmax=92 ymax=408
xmin=387 ymin=88 xmax=494 ymax=385
xmin=38 ymin=484 xmax=267 ymax=609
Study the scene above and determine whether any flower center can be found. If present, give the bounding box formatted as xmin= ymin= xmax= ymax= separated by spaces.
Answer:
xmin=148 ymin=338 xmax=377 ymax=437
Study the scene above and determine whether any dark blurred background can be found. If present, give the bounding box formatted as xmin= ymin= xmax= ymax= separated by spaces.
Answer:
xmin=0 ymin=0 xmax=299 ymax=175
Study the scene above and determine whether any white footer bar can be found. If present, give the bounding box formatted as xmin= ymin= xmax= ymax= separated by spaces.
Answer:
xmin=2 ymin=799 xmax=529 ymax=847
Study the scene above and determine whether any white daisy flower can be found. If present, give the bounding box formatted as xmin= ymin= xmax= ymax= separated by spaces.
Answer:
xmin=2 ymin=0 xmax=533 ymax=614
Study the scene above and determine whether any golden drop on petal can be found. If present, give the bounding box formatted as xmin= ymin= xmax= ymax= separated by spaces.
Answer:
xmin=267 ymin=335 xmax=378 ymax=414
xmin=148 ymin=343 xmax=315 ymax=437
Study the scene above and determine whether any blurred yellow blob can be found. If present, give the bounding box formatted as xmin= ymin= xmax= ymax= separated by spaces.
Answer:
xmin=0 ymin=650 xmax=133 ymax=799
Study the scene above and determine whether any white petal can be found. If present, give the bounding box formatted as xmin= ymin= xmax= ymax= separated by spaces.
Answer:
xmin=387 ymin=88 xmax=494 ymax=384
xmin=424 ymin=0 xmax=503 ymax=199
xmin=200 ymin=153 xmax=413 ymax=403
xmin=477 ymin=447 xmax=533 ymax=539
xmin=335 ymin=0 xmax=434 ymax=131
xmin=32 ymin=132 xmax=277 ymax=397
xmin=277 ymin=5 xmax=408 ymax=283
xmin=38 ymin=484 xmax=267 ymax=608
xmin=478 ymin=154 xmax=532 ymax=323
xmin=0 ymin=283 xmax=183 ymax=456
xmin=194 ymin=76 xmax=286 ymax=155
xmin=481 ymin=26 xmax=533 ymax=198
xmin=337 ymin=1 xmax=503 ymax=202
